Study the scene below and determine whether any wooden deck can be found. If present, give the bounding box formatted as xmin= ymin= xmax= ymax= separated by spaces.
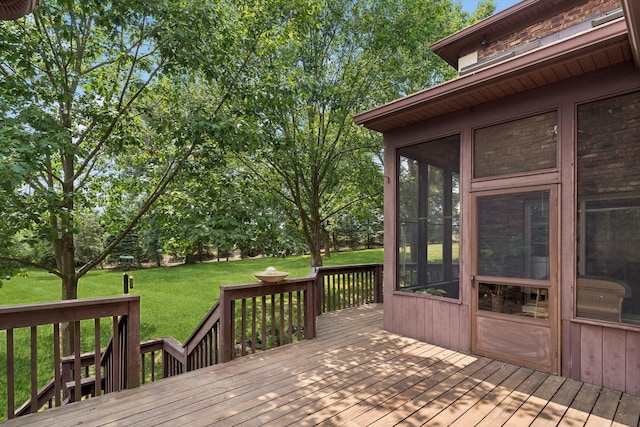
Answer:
xmin=5 ymin=304 xmax=640 ymax=426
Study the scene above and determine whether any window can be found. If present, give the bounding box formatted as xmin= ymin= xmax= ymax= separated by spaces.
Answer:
xmin=577 ymin=197 xmax=638 ymax=323
xmin=577 ymin=90 xmax=640 ymax=325
xmin=397 ymin=136 xmax=460 ymax=298
xmin=477 ymin=191 xmax=549 ymax=279
xmin=474 ymin=111 xmax=557 ymax=179
xmin=476 ymin=190 xmax=551 ymax=319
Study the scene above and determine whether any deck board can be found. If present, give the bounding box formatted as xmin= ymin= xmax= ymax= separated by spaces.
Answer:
xmin=5 ymin=304 xmax=640 ymax=427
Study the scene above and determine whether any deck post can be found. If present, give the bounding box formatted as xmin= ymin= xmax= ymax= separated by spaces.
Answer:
xmin=374 ymin=264 xmax=384 ymax=303
xmin=219 ymin=287 xmax=234 ymax=363
xmin=305 ymin=277 xmax=316 ymax=339
xmin=312 ymin=268 xmax=324 ymax=316
xmin=126 ymin=296 xmax=141 ymax=388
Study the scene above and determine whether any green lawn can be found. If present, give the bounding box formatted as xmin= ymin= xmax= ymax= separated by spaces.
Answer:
xmin=1 ymin=249 xmax=383 ymax=342
xmin=0 ymin=249 xmax=382 ymax=420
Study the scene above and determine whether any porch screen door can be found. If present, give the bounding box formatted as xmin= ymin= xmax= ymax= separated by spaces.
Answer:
xmin=471 ymin=186 xmax=559 ymax=374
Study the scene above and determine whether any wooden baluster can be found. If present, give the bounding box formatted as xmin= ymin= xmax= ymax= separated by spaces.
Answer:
xmin=73 ymin=321 xmax=81 ymax=402
xmin=94 ymin=318 xmax=100 ymax=396
xmin=53 ymin=323 xmax=61 ymax=407
xmin=7 ymin=329 xmax=14 ymax=419
xmin=287 ymin=292 xmax=293 ymax=344
xmin=279 ymin=293 xmax=285 ymax=347
xmin=112 ymin=316 xmax=119 ymax=392
xmin=270 ymin=294 xmax=276 ymax=349
xmin=241 ymin=299 xmax=247 ymax=356
xmin=30 ymin=326 xmax=38 ymax=412
xmin=261 ymin=296 xmax=267 ymax=351
xmin=296 ymin=290 xmax=302 ymax=341
xmin=251 ymin=298 xmax=257 ymax=354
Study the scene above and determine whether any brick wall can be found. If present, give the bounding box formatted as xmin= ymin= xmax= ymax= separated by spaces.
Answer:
xmin=578 ymin=90 xmax=640 ymax=196
xmin=474 ymin=111 xmax=557 ymax=178
xmin=476 ymin=0 xmax=621 ymax=62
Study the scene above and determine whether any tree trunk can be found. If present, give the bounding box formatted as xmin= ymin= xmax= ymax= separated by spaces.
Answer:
xmin=56 ymin=234 xmax=79 ymax=356
xmin=324 ymin=228 xmax=331 ymax=258
xmin=309 ymin=244 xmax=323 ymax=267
xmin=307 ymin=215 xmax=323 ymax=267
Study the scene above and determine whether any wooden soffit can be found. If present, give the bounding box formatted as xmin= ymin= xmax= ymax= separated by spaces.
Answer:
xmin=0 ymin=0 xmax=38 ymax=20
xmin=354 ymin=18 xmax=631 ymax=133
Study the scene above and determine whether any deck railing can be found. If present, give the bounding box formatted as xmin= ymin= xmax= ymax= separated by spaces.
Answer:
xmin=2 ymin=263 xmax=382 ymax=420
xmin=218 ymin=275 xmax=317 ymax=362
xmin=0 ymin=296 xmax=140 ymax=420
xmin=315 ymin=263 xmax=384 ymax=314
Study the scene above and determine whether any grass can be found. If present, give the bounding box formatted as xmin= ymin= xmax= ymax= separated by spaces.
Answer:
xmin=0 ymin=249 xmax=383 ymax=420
xmin=399 ymin=242 xmax=460 ymax=263
xmin=1 ymin=249 xmax=382 ymax=341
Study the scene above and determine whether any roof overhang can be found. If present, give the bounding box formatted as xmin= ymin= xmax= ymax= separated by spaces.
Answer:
xmin=0 ymin=0 xmax=38 ymax=20
xmin=354 ymin=18 xmax=631 ymax=133
xmin=622 ymin=0 xmax=640 ymax=68
xmin=431 ymin=0 xmax=585 ymax=69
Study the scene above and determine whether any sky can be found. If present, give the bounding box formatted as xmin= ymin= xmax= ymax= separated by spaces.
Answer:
xmin=460 ymin=0 xmax=521 ymax=13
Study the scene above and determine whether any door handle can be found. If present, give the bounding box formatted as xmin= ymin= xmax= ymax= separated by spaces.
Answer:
xmin=470 ymin=275 xmax=475 ymax=288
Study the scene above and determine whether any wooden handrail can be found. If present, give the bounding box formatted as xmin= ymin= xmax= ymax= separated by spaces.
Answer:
xmin=219 ymin=276 xmax=317 ymax=363
xmin=0 ymin=296 xmax=140 ymax=420
xmin=4 ymin=264 xmax=383 ymax=421
xmin=315 ymin=263 xmax=383 ymax=314
xmin=0 ymin=296 xmax=140 ymax=328
xmin=183 ymin=301 xmax=220 ymax=355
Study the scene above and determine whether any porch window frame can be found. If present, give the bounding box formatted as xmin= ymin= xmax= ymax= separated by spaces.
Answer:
xmin=575 ymin=193 xmax=640 ymax=328
xmin=395 ymin=136 xmax=461 ymax=300
xmin=471 ymin=109 xmax=560 ymax=185
xmin=574 ymin=88 xmax=640 ymax=330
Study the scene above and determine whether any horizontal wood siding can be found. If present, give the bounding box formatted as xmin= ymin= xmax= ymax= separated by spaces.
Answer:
xmin=573 ymin=321 xmax=640 ymax=394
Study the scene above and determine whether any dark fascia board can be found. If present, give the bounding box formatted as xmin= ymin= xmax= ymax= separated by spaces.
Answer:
xmin=431 ymin=0 xmax=586 ymax=69
xmin=354 ymin=18 xmax=628 ymax=132
xmin=621 ymin=0 xmax=640 ymax=68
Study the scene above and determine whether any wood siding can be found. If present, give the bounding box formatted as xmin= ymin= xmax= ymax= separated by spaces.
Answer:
xmin=388 ymin=295 xmax=470 ymax=352
xmin=567 ymin=321 xmax=640 ymax=394
xmin=383 ymin=61 xmax=640 ymax=395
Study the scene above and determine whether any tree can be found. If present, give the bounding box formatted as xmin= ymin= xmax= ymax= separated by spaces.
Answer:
xmin=238 ymin=0 xmax=490 ymax=267
xmin=0 ymin=0 xmax=299 ymax=354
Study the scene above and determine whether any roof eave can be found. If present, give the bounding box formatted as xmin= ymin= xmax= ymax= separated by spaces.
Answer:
xmin=430 ymin=0 xmax=585 ymax=68
xmin=0 ymin=0 xmax=38 ymax=20
xmin=621 ymin=0 xmax=640 ymax=69
xmin=354 ymin=18 xmax=629 ymax=132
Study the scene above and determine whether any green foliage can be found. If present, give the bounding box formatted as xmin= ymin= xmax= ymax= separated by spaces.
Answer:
xmin=0 ymin=0 xmax=301 ymax=298
xmin=232 ymin=0 xmax=479 ymax=267
xmin=467 ymin=0 xmax=497 ymax=24
xmin=0 ymin=0 xmax=494 ymax=293
xmin=414 ymin=287 xmax=448 ymax=297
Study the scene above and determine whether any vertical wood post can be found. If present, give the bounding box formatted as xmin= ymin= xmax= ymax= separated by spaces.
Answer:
xmin=7 ymin=329 xmax=14 ymax=419
xmin=313 ymin=268 xmax=323 ymax=315
xmin=219 ymin=287 xmax=235 ymax=363
xmin=126 ymin=296 xmax=141 ymax=389
xmin=374 ymin=264 xmax=384 ymax=303
xmin=305 ymin=278 xmax=316 ymax=339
